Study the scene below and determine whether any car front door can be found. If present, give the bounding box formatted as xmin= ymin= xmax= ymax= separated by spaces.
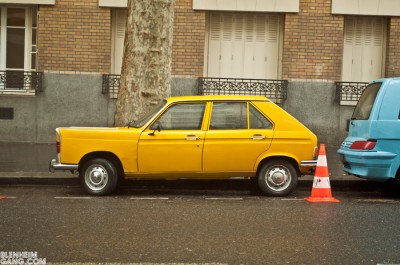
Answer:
xmin=138 ymin=102 xmax=206 ymax=173
xmin=203 ymin=102 xmax=274 ymax=172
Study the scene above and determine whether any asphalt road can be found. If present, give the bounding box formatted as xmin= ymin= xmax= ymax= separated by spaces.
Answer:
xmin=1 ymin=180 xmax=400 ymax=265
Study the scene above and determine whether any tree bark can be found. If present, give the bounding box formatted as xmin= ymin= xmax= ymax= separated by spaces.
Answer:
xmin=114 ymin=0 xmax=175 ymax=126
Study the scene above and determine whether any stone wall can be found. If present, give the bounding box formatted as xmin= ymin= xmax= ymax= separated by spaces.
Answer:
xmin=0 ymin=74 xmax=115 ymax=144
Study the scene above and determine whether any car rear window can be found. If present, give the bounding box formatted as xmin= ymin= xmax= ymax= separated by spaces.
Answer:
xmin=352 ymin=82 xmax=382 ymax=120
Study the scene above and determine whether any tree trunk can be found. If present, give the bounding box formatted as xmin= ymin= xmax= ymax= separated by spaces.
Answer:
xmin=114 ymin=0 xmax=175 ymax=126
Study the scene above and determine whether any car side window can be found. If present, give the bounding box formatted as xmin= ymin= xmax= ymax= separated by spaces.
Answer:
xmin=249 ymin=104 xmax=273 ymax=129
xmin=210 ymin=102 xmax=247 ymax=130
xmin=151 ymin=103 xmax=205 ymax=130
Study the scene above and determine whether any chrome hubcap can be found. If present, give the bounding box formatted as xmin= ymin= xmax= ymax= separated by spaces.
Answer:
xmin=85 ymin=164 xmax=108 ymax=191
xmin=265 ymin=166 xmax=291 ymax=192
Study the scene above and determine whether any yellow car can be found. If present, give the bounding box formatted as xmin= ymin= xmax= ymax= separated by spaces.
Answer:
xmin=49 ymin=95 xmax=318 ymax=196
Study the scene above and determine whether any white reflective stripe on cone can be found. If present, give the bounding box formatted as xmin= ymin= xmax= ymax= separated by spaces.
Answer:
xmin=316 ymin=155 xmax=328 ymax=167
xmin=312 ymin=177 xmax=331 ymax=189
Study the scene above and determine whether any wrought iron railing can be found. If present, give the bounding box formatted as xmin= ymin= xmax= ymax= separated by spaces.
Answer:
xmin=102 ymin=75 xmax=288 ymax=103
xmin=0 ymin=71 xmax=43 ymax=94
xmin=335 ymin=82 xmax=368 ymax=106
xmin=198 ymin=77 xmax=288 ymax=103
xmin=102 ymin=74 xmax=120 ymax=99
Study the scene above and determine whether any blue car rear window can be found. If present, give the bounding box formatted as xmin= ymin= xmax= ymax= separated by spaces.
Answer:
xmin=352 ymin=82 xmax=382 ymax=120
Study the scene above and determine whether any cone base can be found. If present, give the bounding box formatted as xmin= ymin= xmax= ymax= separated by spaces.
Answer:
xmin=304 ymin=196 xmax=339 ymax=203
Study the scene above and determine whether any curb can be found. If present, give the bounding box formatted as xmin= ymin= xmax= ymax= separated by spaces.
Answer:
xmin=0 ymin=176 xmax=80 ymax=186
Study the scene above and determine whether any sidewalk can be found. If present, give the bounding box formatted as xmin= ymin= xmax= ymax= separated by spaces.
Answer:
xmin=0 ymin=171 xmax=79 ymax=185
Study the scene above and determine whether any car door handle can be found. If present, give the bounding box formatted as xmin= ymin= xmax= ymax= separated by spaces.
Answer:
xmin=252 ymin=134 xmax=266 ymax=140
xmin=185 ymin=135 xmax=200 ymax=140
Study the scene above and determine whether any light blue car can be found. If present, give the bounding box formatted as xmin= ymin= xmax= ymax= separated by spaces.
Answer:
xmin=338 ymin=78 xmax=400 ymax=182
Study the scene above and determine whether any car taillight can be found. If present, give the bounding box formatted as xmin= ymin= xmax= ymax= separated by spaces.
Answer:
xmin=56 ymin=141 xmax=61 ymax=154
xmin=55 ymin=128 xmax=61 ymax=154
xmin=349 ymin=140 xmax=377 ymax=150
xmin=312 ymin=146 xmax=319 ymax=158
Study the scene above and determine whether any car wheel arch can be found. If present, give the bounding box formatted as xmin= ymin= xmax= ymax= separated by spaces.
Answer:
xmin=395 ymin=166 xmax=400 ymax=180
xmin=79 ymin=151 xmax=124 ymax=177
xmin=256 ymin=156 xmax=300 ymax=175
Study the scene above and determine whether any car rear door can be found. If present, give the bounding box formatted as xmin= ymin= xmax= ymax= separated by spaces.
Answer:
xmin=202 ymin=101 xmax=274 ymax=172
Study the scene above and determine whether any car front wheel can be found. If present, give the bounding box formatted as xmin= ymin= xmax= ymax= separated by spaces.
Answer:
xmin=257 ymin=160 xmax=298 ymax=196
xmin=80 ymin=158 xmax=118 ymax=196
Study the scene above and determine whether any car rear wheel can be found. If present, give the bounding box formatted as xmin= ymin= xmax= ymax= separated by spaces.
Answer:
xmin=80 ymin=158 xmax=118 ymax=196
xmin=257 ymin=160 xmax=298 ymax=196
xmin=382 ymin=178 xmax=400 ymax=197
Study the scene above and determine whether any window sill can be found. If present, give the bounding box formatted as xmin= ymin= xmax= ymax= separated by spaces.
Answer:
xmin=0 ymin=0 xmax=55 ymax=4
xmin=0 ymin=90 xmax=37 ymax=96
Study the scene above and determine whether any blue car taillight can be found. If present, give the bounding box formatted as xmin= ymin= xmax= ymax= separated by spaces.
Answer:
xmin=349 ymin=140 xmax=377 ymax=150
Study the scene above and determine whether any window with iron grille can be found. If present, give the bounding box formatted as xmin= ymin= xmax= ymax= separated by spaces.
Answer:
xmin=0 ymin=6 xmax=41 ymax=94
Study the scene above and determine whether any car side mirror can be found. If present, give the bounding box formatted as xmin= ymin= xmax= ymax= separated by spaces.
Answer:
xmin=149 ymin=123 xmax=161 ymax=136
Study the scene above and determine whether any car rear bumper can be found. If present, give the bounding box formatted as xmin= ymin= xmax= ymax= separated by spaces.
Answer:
xmin=337 ymin=149 xmax=397 ymax=180
xmin=49 ymin=159 xmax=78 ymax=172
xmin=300 ymin=160 xmax=317 ymax=167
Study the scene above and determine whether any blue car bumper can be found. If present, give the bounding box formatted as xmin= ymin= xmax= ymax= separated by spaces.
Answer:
xmin=337 ymin=149 xmax=397 ymax=181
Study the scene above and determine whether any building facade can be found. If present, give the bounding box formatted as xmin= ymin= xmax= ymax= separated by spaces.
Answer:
xmin=1 ymin=0 xmax=400 ymax=172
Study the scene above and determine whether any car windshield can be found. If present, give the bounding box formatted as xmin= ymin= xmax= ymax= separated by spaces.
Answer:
xmin=352 ymin=82 xmax=382 ymax=120
xmin=130 ymin=100 xmax=167 ymax=128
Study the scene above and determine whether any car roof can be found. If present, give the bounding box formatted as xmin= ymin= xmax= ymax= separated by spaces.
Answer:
xmin=371 ymin=77 xmax=400 ymax=83
xmin=166 ymin=95 xmax=269 ymax=103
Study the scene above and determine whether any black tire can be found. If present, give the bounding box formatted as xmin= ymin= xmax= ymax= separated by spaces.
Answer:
xmin=257 ymin=159 xmax=298 ymax=196
xmin=382 ymin=178 xmax=400 ymax=198
xmin=79 ymin=158 xmax=118 ymax=196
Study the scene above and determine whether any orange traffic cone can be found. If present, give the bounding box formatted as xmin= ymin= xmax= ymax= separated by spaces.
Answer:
xmin=0 ymin=195 xmax=6 ymax=200
xmin=305 ymin=144 xmax=339 ymax=203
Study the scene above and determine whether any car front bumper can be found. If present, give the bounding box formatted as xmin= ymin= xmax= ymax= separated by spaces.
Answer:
xmin=49 ymin=159 xmax=78 ymax=173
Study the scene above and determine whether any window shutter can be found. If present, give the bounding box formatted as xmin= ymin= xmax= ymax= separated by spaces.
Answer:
xmin=207 ymin=13 xmax=282 ymax=79
xmin=112 ymin=9 xmax=126 ymax=74
xmin=208 ymin=13 xmax=222 ymax=77
xmin=342 ymin=16 xmax=386 ymax=82
xmin=220 ymin=14 xmax=233 ymax=77
xmin=265 ymin=15 xmax=280 ymax=78
xmin=210 ymin=13 xmax=222 ymax=41
xmin=253 ymin=15 xmax=267 ymax=78
xmin=370 ymin=17 xmax=385 ymax=80
xmin=342 ymin=18 xmax=354 ymax=81
xmin=268 ymin=15 xmax=279 ymax=43
xmin=232 ymin=14 xmax=244 ymax=77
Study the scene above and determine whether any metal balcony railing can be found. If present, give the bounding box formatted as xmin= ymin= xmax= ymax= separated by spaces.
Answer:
xmin=335 ymin=82 xmax=368 ymax=106
xmin=198 ymin=77 xmax=288 ymax=104
xmin=102 ymin=74 xmax=120 ymax=99
xmin=0 ymin=71 xmax=43 ymax=95
xmin=102 ymin=75 xmax=288 ymax=103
